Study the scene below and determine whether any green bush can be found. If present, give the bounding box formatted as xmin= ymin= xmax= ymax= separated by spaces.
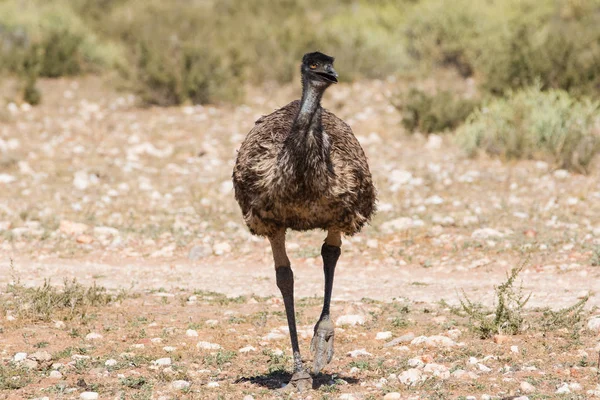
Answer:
xmin=0 ymin=1 xmax=121 ymax=77
xmin=396 ymin=88 xmax=479 ymax=134
xmin=456 ymin=85 xmax=600 ymax=173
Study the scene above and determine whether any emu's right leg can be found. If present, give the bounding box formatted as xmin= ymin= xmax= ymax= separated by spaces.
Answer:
xmin=270 ymin=229 xmax=312 ymax=391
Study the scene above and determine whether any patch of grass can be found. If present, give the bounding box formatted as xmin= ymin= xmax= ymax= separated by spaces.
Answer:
xmin=263 ymin=349 xmax=289 ymax=374
xmin=120 ymin=376 xmax=148 ymax=389
xmin=3 ymin=273 xmax=124 ymax=321
xmin=537 ymin=295 xmax=590 ymax=333
xmin=456 ymin=85 xmax=600 ymax=173
xmin=0 ymin=363 xmax=31 ymax=390
xmin=193 ymin=290 xmax=246 ymax=305
xmin=203 ymin=350 xmax=237 ymax=368
xmin=459 ymin=265 xmax=531 ymax=339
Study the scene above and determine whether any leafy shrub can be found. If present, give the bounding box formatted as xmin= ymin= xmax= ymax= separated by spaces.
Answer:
xmin=0 ymin=1 xmax=120 ymax=77
xmin=396 ymin=88 xmax=479 ymax=134
xmin=404 ymin=0 xmax=600 ymax=97
xmin=456 ymin=85 xmax=600 ymax=173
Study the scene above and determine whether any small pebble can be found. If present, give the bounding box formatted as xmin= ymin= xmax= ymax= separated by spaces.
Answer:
xmin=171 ymin=380 xmax=191 ymax=390
xmin=105 ymin=359 xmax=118 ymax=367
xmin=80 ymin=393 xmax=99 ymax=400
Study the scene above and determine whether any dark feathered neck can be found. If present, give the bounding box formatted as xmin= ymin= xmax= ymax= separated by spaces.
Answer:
xmin=292 ymin=77 xmax=325 ymax=132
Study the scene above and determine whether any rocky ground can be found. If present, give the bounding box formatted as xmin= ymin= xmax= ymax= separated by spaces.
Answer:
xmin=1 ymin=76 xmax=600 ymax=399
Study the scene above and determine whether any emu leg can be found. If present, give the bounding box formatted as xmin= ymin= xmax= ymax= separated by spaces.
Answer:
xmin=270 ymin=231 xmax=312 ymax=391
xmin=311 ymin=231 xmax=341 ymax=374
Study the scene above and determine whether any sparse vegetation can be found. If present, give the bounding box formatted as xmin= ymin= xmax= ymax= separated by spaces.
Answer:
xmin=456 ymin=86 xmax=600 ymax=173
xmin=3 ymin=273 xmax=123 ymax=321
xmin=459 ymin=265 xmax=531 ymax=339
xmin=396 ymin=88 xmax=479 ymax=134
xmin=591 ymin=246 xmax=600 ymax=266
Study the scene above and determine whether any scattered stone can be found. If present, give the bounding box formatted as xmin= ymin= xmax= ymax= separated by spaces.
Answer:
xmin=29 ymin=351 xmax=52 ymax=362
xmin=242 ymin=396 xmax=255 ymax=400
xmin=587 ymin=316 xmax=600 ymax=332
xmin=153 ymin=358 xmax=171 ymax=366
xmin=384 ymin=332 xmax=415 ymax=347
xmin=21 ymin=359 xmax=38 ymax=369
xmin=85 ymin=332 xmax=103 ymax=341
xmin=375 ymin=331 xmax=392 ymax=340
xmin=336 ymin=314 xmax=365 ymax=326
xmin=339 ymin=395 xmax=358 ymax=400
xmin=556 ymin=383 xmax=570 ymax=394
xmin=105 ymin=359 xmax=118 ymax=367
xmin=206 ymin=382 xmax=220 ymax=388
xmin=0 ymin=173 xmax=16 ymax=184
xmin=54 ymin=320 xmax=66 ymax=329
xmin=196 ymin=341 xmax=222 ymax=350
xmin=205 ymin=319 xmax=219 ymax=326
xmin=472 ymin=228 xmax=504 ymax=239
xmin=383 ymin=393 xmax=402 ymax=400
xmin=189 ymin=245 xmax=211 ymax=260
xmin=411 ymin=335 xmax=428 ymax=345
xmin=186 ymin=329 xmax=199 ymax=337
xmin=49 ymin=370 xmax=63 ymax=379
xmin=14 ymin=352 xmax=27 ymax=362
xmin=398 ymin=368 xmax=423 ymax=386
xmin=60 ymin=220 xmax=89 ymax=235
xmin=263 ymin=331 xmax=286 ymax=341
xmin=425 ymin=335 xmax=456 ymax=348
xmin=520 ymin=381 xmax=535 ymax=393
xmin=171 ymin=380 xmax=191 ymax=390
xmin=80 ymin=392 xmax=99 ymax=400
xmin=493 ymin=334 xmax=509 ymax=344
xmin=381 ymin=217 xmax=424 ymax=233
xmin=213 ymin=241 xmax=232 ymax=255
xmin=239 ymin=346 xmax=256 ymax=353
xmin=511 ymin=345 xmax=519 ymax=353
xmin=347 ymin=349 xmax=372 ymax=358
xmin=76 ymin=234 xmax=94 ymax=244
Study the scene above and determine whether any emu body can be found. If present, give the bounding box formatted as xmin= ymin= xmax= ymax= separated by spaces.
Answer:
xmin=232 ymin=52 xmax=376 ymax=391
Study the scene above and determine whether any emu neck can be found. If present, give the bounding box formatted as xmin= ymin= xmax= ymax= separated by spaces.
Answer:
xmin=294 ymin=80 xmax=325 ymax=132
xmin=277 ymin=79 xmax=334 ymax=197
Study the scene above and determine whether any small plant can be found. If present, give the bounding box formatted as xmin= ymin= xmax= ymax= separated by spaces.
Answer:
xmin=263 ymin=349 xmax=289 ymax=374
xmin=460 ymin=265 xmax=531 ymax=338
xmin=396 ymin=88 xmax=479 ymax=134
xmin=120 ymin=376 xmax=148 ymax=389
xmin=203 ymin=350 xmax=237 ymax=368
xmin=537 ymin=295 xmax=590 ymax=333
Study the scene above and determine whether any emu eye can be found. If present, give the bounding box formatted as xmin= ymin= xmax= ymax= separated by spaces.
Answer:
xmin=309 ymin=64 xmax=317 ymax=69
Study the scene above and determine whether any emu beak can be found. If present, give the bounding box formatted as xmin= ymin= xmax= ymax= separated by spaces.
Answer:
xmin=316 ymin=66 xmax=338 ymax=84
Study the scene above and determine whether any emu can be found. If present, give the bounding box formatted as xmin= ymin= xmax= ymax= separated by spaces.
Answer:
xmin=232 ymin=52 xmax=376 ymax=391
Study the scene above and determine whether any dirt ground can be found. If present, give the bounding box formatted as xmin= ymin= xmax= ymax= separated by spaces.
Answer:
xmin=1 ymin=76 xmax=600 ymax=399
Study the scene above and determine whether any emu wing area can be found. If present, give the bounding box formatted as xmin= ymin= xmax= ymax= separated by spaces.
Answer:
xmin=232 ymin=101 xmax=376 ymax=237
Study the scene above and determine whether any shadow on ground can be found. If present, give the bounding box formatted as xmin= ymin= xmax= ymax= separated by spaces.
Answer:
xmin=236 ymin=370 xmax=359 ymax=390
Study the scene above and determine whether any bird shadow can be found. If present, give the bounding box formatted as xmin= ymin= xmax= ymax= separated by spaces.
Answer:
xmin=235 ymin=370 xmax=359 ymax=390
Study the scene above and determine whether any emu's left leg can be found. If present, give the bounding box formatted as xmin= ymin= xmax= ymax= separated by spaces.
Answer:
xmin=311 ymin=230 xmax=341 ymax=374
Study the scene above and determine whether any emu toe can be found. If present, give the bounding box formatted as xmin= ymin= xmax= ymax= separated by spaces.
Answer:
xmin=282 ymin=369 xmax=313 ymax=392
xmin=310 ymin=318 xmax=335 ymax=374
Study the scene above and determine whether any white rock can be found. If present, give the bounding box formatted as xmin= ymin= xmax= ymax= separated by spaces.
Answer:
xmin=206 ymin=382 xmax=220 ymax=388
xmin=196 ymin=341 xmax=222 ymax=350
xmin=398 ymin=368 xmax=423 ymax=386
xmin=510 ymin=345 xmax=519 ymax=353
xmin=556 ymin=383 xmax=570 ymax=394
xmin=213 ymin=241 xmax=232 ymax=255
xmin=339 ymin=395 xmax=358 ymax=400
xmin=0 ymin=174 xmax=16 ymax=184
xmin=424 ymin=363 xmax=450 ymax=379
xmin=553 ymin=169 xmax=569 ymax=179
xmin=408 ymin=358 xmax=424 ymax=368
xmin=239 ymin=346 xmax=256 ymax=353
xmin=163 ymin=346 xmax=177 ymax=352
xmin=171 ymin=380 xmax=191 ymax=390
xmin=263 ymin=331 xmax=286 ymax=341
xmin=520 ymin=381 xmax=535 ymax=393
xmin=366 ymin=239 xmax=379 ymax=249
xmin=347 ymin=349 xmax=372 ymax=358
xmin=153 ymin=358 xmax=172 ymax=366
xmin=426 ymin=134 xmax=442 ymax=149
xmin=411 ymin=335 xmax=428 ymax=345
xmin=375 ymin=331 xmax=392 ymax=340
xmin=14 ymin=352 xmax=27 ymax=362
xmin=29 ymin=351 xmax=52 ymax=362
xmin=472 ymin=228 xmax=504 ymax=239
xmin=205 ymin=319 xmax=219 ymax=326
xmin=425 ymin=335 xmax=456 ymax=348
xmin=80 ymin=393 xmax=99 ymax=400
xmin=381 ymin=217 xmax=424 ymax=233
xmin=186 ymin=329 xmax=199 ymax=337
xmin=587 ymin=316 xmax=600 ymax=332
xmin=570 ymin=382 xmax=582 ymax=391
xmin=425 ymin=195 xmax=444 ymax=205
xmin=93 ymin=226 xmax=119 ymax=237
xmin=54 ymin=320 xmax=66 ymax=329
xmin=478 ymin=363 xmax=491 ymax=372
xmin=85 ymin=332 xmax=103 ymax=341
xmin=336 ymin=314 xmax=365 ymax=326
xmin=242 ymin=396 xmax=255 ymax=400
xmin=105 ymin=359 xmax=118 ymax=367
xmin=384 ymin=392 xmax=402 ymax=400
xmin=49 ymin=370 xmax=63 ymax=379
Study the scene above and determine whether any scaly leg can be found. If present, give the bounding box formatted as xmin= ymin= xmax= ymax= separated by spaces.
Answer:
xmin=270 ymin=229 xmax=312 ymax=391
xmin=311 ymin=230 xmax=341 ymax=374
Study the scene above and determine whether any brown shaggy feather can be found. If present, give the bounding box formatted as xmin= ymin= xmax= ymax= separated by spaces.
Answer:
xmin=232 ymin=100 xmax=376 ymax=237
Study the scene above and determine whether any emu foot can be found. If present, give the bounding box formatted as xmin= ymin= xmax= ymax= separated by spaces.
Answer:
xmin=310 ymin=318 xmax=335 ymax=374
xmin=280 ymin=369 xmax=313 ymax=392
